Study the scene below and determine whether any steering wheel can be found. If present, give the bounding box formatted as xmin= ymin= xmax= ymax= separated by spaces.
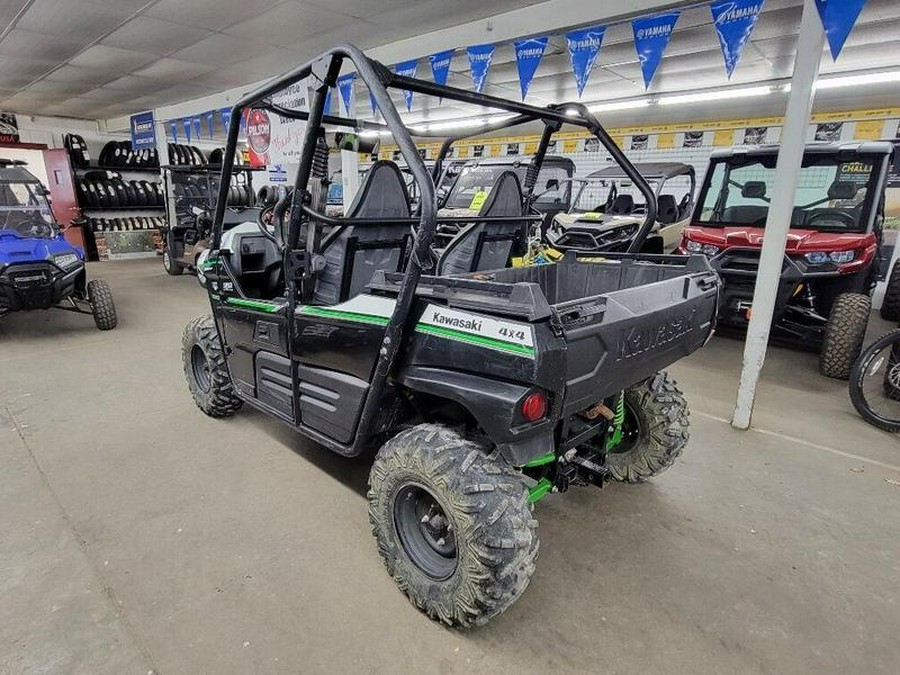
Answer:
xmin=806 ymin=209 xmax=856 ymax=230
xmin=257 ymin=205 xmax=277 ymax=239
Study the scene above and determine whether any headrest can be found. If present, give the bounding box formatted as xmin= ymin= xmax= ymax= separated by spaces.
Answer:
xmin=477 ymin=170 xmax=524 ymax=217
xmin=741 ymin=181 xmax=767 ymax=199
xmin=609 ymin=194 xmax=634 ymax=214
xmin=348 ymin=160 xmax=411 ymax=219
xmin=828 ymin=181 xmax=859 ymax=200
xmin=657 ymin=194 xmax=678 ymax=224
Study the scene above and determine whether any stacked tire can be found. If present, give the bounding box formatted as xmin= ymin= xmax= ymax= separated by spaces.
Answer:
xmin=173 ymin=175 xmax=254 ymax=208
xmin=98 ymin=140 xmax=159 ymax=168
xmin=76 ymin=171 xmax=164 ymax=209
xmin=87 ymin=216 xmax=166 ymax=232
xmin=63 ymin=133 xmax=91 ymax=168
xmin=168 ymin=144 xmax=206 ymax=165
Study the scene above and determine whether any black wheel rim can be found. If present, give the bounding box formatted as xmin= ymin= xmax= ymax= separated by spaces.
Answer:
xmin=855 ymin=339 xmax=900 ymax=426
xmin=609 ymin=400 xmax=642 ymax=454
xmin=393 ymin=483 xmax=458 ymax=580
xmin=190 ymin=344 xmax=211 ymax=393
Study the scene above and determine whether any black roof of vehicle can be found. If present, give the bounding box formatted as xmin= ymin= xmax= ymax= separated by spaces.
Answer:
xmin=461 ymin=154 xmax=575 ymax=169
xmin=709 ymin=141 xmax=895 ymax=159
xmin=586 ymin=162 xmax=694 ymax=181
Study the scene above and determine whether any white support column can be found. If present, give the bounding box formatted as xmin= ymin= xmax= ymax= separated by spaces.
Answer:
xmin=732 ymin=0 xmax=825 ymax=430
xmin=341 ymin=150 xmax=360 ymax=209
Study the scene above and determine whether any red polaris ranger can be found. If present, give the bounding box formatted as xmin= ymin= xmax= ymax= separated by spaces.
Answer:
xmin=678 ymin=142 xmax=897 ymax=379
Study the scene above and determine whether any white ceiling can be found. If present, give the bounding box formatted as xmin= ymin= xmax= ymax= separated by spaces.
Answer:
xmin=0 ymin=0 xmax=545 ymax=119
xmin=0 ymin=0 xmax=898 ymax=129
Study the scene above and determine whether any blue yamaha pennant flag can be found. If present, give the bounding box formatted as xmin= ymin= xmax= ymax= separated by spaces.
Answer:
xmin=323 ymin=87 xmax=332 ymax=116
xmin=429 ymin=50 xmax=453 ymax=87
xmin=239 ymin=109 xmax=247 ymax=134
xmin=632 ymin=11 xmax=680 ymax=89
xmin=338 ymin=73 xmax=355 ymax=116
xmin=467 ymin=44 xmax=494 ymax=93
xmin=206 ymin=111 xmax=214 ymax=139
xmin=192 ymin=116 xmax=201 ymax=140
xmin=711 ymin=0 xmax=765 ymax=78
xmin=514 ymin=36 xmax=548 ymax=100
xmin=220 ymin=108 xmax=232 ymax=134
xmin=369 ymin=89 xmax=379 ymax=119
xmin=566 ymin=26 xmax=606 ymax=98
xmin=395 ymin=59 xmax=418 ymax=111
xmin=183 ymin=118 xmax=192 ymax=143
xmin=168 ymin=119 xmax=178 ymax=143
xmin=814 ymin=0 xmax=867 ymax=61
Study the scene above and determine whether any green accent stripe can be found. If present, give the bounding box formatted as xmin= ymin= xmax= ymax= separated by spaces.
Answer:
xmin=415 ymin=323 xmax=536 ymax=358
xmin=299 ymin=306 xmax=390 ymax=326
xmin=522 ymin=452 xmax=556 ymax=468
xmin=225 ymin=297 xmax=284 ymax=313
xmin=528 ymin=478 xmax=553 ymax=503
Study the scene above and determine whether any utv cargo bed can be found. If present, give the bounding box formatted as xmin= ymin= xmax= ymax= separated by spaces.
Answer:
xmin=372 ymin=252 xmax=719 ymax=413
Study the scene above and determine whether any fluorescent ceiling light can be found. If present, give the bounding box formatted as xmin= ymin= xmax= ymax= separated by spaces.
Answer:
xmin=659 ymin=86 xmax=773 ymax=106
xmin=587 ymin=99 xmax=651 ymax=113
xmin=814 ymin=70 xmax=900 ymax=89
xmin=408 ymin=113 xmax=516 ymax=134
xmin=357 ymin=129 xmax=392 ymax=138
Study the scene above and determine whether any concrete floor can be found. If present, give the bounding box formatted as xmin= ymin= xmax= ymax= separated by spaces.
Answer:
xmin=1 ymin=258 xmax=899 ymax=675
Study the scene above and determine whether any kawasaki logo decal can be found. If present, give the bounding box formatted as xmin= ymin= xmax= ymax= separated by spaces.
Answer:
xmin=616 ymin=309 xmax=696 ymax=361
xmin=416 ymin=304 xmax=535 ymax=359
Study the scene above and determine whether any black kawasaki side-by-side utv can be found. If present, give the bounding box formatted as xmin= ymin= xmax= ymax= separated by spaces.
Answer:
xmin=181 ymin=44 xmax=720 ymax=627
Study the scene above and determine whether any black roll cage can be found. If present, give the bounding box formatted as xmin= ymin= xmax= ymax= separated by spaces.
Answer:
xmin=209 ymin=43 xmax=657 ymax=457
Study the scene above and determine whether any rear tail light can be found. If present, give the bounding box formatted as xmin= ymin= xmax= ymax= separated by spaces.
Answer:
xmin=521 ymin=391 xmax=548 ymax=422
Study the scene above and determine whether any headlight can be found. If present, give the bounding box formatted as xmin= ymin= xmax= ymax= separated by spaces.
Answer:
xmin=804 ymin=251 xmax=855 ymax=265
xmin=829 ymin=250 xmax=855 ymax=264
xmin=685 ymin=240 xmax=703 ymax=253
xmin=54 ymin=253 xmax=80 ymax=269
xmin=701 ymin=244 xmax=721 ymax=257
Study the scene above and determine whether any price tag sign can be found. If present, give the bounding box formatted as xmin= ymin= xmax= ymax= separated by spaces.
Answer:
xmin=468 ymin=190 xmax=489 ymax=211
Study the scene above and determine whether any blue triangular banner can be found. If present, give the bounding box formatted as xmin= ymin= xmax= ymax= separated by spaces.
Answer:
xmin=514 ymin=37 xmax=548 ymax=100
xmin=192 ymin=116 xmax=201 ymax=140
xmin=338 ymin=74 xmax=355 ymax=116
xmin=206 ymin=111 xmax=214 ymax=139
xmin=467 ymin=44 xmax=494 ymax=93
xmin=632 ymin=11 xmax=680 ymax=89
xmin=814 ymin=0 xmax=867 ymax=61
xmin=323 ymin=87 xmax=332 ymax=116
xmin=168 ymin=120 xmax=178 ymax=143
xmin=220 ymin=108 xmax=232 ymax=134
xmin=395 ymin=59 xmax=418 ymax=111
xmin=369 ymin=89 xmax=379 ymax=119
xmin=183 ymin=118 xmax=192 ymax=143
xmin=566 ymin=26 xmax=606 ymax=98
xmin=711 ymin=0 xmax=766 ymax=78
xmin=429 ymin=50 xmax=453 ymax=86
xmin=239 ymin=109 xmax=247 ymax=134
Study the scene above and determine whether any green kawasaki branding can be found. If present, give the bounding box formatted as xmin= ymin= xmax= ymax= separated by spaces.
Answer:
xmin=416 ymin=304 xmax=535 ymax=358
xmin=296 ymin=295 xmax=536 ymax=359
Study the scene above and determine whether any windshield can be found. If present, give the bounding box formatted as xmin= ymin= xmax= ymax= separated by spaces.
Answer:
xmin=0 ymin=169 xmax=56 ymax=238
xmin=444 ymin=162 xmax=571 ymax=210
xmin=572 ymin=178 xmax=659 ymax=214
xmin=696 ymin=155 xmax=883 ymax=231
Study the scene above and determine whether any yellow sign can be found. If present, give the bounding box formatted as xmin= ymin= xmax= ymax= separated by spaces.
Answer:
xmin=656 ymin=133 xmax=676 ymax=149
xmin=854 ymin=120 xmax=884 ymax=140
xmin=563 ymin=139 xmax=579 ymax=153
xmin=713 ymin=129 xmax=735 ymax=146
xmin=524 ymin=142 xmax=538 ymax=154
xmin=469 ymin=190 xmax=488 ymax=210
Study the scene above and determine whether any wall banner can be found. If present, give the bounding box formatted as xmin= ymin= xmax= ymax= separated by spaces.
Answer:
xmin=814 ymin=0 xmax=868 ymax=61
xmin=710 ymin=0 xmax=766 ymax=78
xmin=220 ymin=108 xmax=232 ymax=134
xmin=168 ymin=120 xmax=178 ymax=142
xmin=338 ymin=74 xmax=355 ymax=116
xmin=565 ymin=26 xmax=606 ymax=98
xmin=206 ymin=111 xmax=214 ymax=139
xmin=514 ymin=36 xmax=548 ymax=100
xmin=395 ymin=59 xmax=419 ymax=111
xmin=130 ymin=111 xmax=156 ymax=149
xmin=632 ymin=11 xmax=680 ymax=89
xmin=429 ymin=50 xmax=453 ymax=87
xmin=192 ymin=116 xmax=201 ymax=141
xmin=467 ymin=44 xmax=495 ymax=93
xmin=183 ymin=118 xmax=192 ymax=143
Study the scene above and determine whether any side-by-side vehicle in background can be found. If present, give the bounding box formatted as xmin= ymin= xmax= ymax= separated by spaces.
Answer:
xmin=548 ymin=162 xmax=696 ymax=253
xmin=0 ymin=159 xmax=116 ymax=330
xmin=679 ymin=142 xmax=898 ymax=378
xmin=180 ymin=45 xmax=719 ymax=628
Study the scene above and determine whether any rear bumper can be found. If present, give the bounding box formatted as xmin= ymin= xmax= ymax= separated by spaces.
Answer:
xmin=0 ymin=261 xmax=82 ymax=313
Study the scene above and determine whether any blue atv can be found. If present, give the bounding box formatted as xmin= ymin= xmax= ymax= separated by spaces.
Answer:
xmin=0 ymin=159 xmax=117 ymax=330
